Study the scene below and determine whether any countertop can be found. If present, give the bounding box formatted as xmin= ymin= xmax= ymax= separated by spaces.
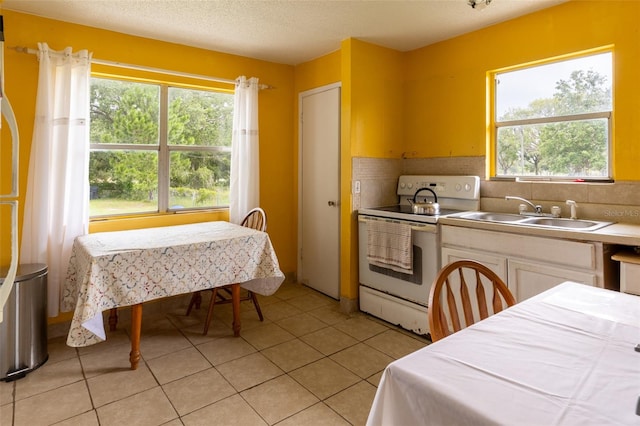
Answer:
xmin=439 ymin=216 xmax=640 ymax=247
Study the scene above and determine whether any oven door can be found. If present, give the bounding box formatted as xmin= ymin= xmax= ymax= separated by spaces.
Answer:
xmin=358 ymin=215 xmax=440 ymax=306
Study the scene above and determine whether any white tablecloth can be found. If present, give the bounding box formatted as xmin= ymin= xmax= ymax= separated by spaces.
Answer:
xmin=368 ymin=282 xmax=640 ymax=425
xmin=63 ymin=221 xmax=284 ymax=347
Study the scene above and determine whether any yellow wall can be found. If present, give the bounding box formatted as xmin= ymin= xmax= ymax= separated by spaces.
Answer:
xmin=340 ymin=39 xmax=405 ymax=299
xmin=0 ymin=10 xmax=296 ymax=278
xmin=346 ymin=39 xmax=405 ymax=159
xmin=403 ymin=0 xmax=640 ymax=180
xmin=2 ymin=1 xmax=638 ymax=317
xmin=294 ymin=51 xmax=341 ymax=92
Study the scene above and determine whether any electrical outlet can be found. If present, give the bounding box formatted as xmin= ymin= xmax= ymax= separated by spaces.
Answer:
xmin=354 ymin=180 xmax=361 ymax=194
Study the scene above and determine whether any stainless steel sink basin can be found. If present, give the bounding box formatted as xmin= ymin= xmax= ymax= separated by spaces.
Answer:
xmin=454 ymin=211 xmax=613 ymax=231
xmin=457 ymin=212 xmax=524 ymax=222
xmin=519 ymin=217 xmax=613 ymax=231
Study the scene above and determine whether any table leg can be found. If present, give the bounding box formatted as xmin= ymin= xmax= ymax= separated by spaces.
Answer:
xmin=109 ymin=308 xmax=118 ymax=331
xmin=194 ymin=291 xmax=202 ymax=309
xmin=232 ymin=283 xmax=241 ymax=337
xmin=129 ymin=303 xmax=142 ymax=370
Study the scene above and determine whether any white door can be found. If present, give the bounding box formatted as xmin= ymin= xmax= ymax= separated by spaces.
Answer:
xmin=299 ymin=84 xmax=340 ymax=299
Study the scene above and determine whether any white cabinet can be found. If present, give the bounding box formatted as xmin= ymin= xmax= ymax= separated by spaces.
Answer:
xmin=507 ymin=259 xmax=597 ymax=301
xmin=441 ymin=225 xmax=606 ymax=302
xmin=441 ymin=247 xmax=507 ymax=279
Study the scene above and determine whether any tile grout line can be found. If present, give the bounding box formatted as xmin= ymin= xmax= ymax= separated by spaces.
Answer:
xmin=6 ymin=283 xmax=428 ymax=425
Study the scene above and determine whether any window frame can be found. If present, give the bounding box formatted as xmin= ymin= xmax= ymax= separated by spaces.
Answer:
xmin=490 ymin=48 xmax=613 ymax=182
xmin=89 ymin=75 xmax=234 ymax=218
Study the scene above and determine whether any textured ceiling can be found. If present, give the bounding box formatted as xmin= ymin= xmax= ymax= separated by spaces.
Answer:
xmin=2 ymin=0 xmax=567 ymax=65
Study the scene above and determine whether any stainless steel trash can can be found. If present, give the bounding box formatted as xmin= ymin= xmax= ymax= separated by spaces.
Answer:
xmin=0 ymin=263 xmax=48 ymax=381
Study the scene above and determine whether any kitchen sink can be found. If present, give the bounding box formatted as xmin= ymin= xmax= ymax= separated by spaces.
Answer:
xmin=519 ymin=217 xmax=613 ymax=231
xmin=457 ymin=212 xmax=524 ymax=222
xmin=453 ymin=211 xmax=613 ymax=231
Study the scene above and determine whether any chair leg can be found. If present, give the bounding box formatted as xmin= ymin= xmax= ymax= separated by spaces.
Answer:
xmin=231 ymin=284 xmax=241 ymax=337
xmin=109 ymin=308 xmax=118 ymax=331
xmin=249 ymin=291 xmax=264 ymax=321
xmin=203 ymin=288 xmax=218 ymax=335
xmin=186 ymin=291 xmax=201 ymax=316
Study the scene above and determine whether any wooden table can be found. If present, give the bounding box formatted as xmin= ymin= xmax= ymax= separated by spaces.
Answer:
xmin=367 ymin=282 xmax=640 ymax=425
xmin=62 ymin=221 xmax=284 ymax=369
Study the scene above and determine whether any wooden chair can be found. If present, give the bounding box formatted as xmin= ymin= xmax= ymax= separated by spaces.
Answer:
xmin=186 ymin=207 xmax=267 ymax=335
xmin=427 ymin=260 xmax=516 ymax=342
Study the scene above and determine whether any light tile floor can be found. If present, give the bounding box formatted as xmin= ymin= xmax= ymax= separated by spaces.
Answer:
xmin=0 ymin=282 xmax=429 ymax=425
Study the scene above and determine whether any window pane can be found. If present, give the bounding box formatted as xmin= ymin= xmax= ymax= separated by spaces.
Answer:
xmin=496 ymin=52 xmax=612 ymax=121
xmin=497 ymin=118 xmax=608 ymax=178
xmin=90 ymin=78 xmax=160 ymax=145
xmin=494 ymin=51 xmax=612 ymax=179
xmin=169 ymin=150 xmax=231 ymax=209
xmin=168 ymin=87 xmax=233 ymax=147
xmin=89 ymin=150 xmax=158 ymax=216
xmin=89 ymin=78 xmax=234 ymax=217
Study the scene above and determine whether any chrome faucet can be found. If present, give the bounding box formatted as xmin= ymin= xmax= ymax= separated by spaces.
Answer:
xmin=505 ymin=196 xmax=543 ymax=215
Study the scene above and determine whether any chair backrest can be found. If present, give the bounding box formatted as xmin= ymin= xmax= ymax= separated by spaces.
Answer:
xmin=428 ymin=260 xmax=516 ymax=342
xmin=241 ymin=207 xmax=267 ymax=232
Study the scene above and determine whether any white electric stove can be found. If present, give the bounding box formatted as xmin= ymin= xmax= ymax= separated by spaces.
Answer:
xmin=358 ymin=175 xmax=480 ymax=335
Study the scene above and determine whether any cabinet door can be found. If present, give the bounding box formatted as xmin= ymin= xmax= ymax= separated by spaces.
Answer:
xmin=508 ymin=259 xmax=597 ymax=302
xmin=441 ymin=247 xmax=508 ymax=282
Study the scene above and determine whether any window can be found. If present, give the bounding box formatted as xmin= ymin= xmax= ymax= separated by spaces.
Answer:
xmin=89 ymin=77 xmax=233 ymax=216
xmin=493 ymin=51 xmax=612 ymax=180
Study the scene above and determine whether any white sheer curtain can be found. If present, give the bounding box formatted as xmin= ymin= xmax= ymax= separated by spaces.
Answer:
xmin=229 ymin=76 xmax=260 ymax=224
xmin=20 ymin=43 xmax=92 ymax=317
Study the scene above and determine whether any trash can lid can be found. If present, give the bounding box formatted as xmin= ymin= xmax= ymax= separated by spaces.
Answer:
xmin=0 ymin=263 xmax=48 ymax=284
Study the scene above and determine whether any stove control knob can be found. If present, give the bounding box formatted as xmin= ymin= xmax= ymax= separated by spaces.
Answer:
xmin=407 ymin=183 xmax=413 ymax=189
xmin=400 ymin=182 xmax=406 ymax=189
xmin=465 ymin=183 xmax=471 ymax=192
xmin=455 ymin=184 xmax=462 ymax=192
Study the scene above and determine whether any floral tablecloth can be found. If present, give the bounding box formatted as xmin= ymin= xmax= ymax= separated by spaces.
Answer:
xmin=62 ymin=221 xmax=285 ymax=347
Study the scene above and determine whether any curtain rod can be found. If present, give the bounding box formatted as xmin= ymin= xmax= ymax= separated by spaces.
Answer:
xmin=12 ymin=46 xmax=273 ymax=90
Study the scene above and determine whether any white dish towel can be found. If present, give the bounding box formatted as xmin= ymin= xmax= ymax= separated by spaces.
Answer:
xmin=366 ymin=219 xmax=413 ymax=274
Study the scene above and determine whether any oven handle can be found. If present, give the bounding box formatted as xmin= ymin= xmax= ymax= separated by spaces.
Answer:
xmin=358 ymin=216 xmax=438 ymax=233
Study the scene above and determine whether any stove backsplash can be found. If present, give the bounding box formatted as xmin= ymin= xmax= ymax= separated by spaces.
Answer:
xmin=353 ymin=156 xmax=640 ymax=225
